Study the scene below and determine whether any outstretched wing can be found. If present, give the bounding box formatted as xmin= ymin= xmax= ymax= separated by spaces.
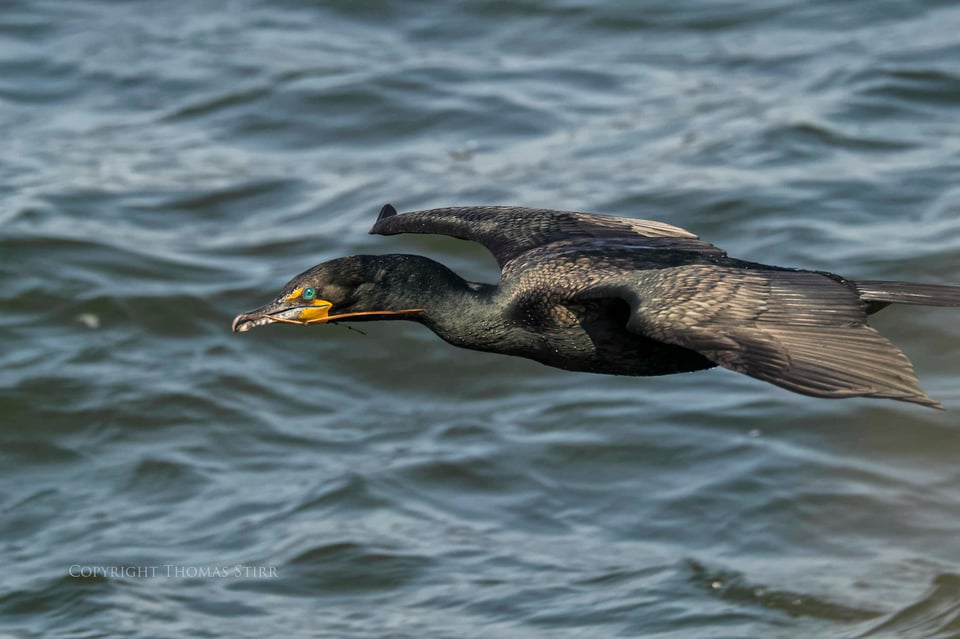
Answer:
xmin=575 ymin=264 xmax=939 ymax=408
xmin=370 ymin=204 xmax=724 ymax=268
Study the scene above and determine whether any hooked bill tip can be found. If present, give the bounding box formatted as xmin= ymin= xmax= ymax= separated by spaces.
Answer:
xmin=232 ymin=313 xmax=273 ymax=333
xmin=231 ymin=314 xmax=248 ymax=333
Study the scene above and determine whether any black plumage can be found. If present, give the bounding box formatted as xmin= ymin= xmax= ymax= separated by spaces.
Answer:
xmin=233 ymin=204 xmax=960 ymax=408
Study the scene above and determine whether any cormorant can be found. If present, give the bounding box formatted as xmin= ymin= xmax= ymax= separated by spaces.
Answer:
xmin=232 ymin=205 xmax=960 ymax=408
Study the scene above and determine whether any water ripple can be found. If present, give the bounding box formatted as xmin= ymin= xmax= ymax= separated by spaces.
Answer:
xmin=3 ymin=0 xmax=960 ymax=637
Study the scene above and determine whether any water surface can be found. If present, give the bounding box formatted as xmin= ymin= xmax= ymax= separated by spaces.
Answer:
xmin=2 ymin=1 xmax=960 ymax=637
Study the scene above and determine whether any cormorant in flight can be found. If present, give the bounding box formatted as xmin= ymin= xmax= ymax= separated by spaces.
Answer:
xmin=233 ymin=205 xmax=960 ymax=408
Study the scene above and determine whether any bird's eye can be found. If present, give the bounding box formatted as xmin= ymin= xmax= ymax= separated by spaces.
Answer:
xmin=302 ymin=288 xmax=316 ymax=300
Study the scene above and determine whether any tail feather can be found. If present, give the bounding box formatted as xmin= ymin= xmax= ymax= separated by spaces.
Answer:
xmin=854 ymin=280 xmax=960 ymax=311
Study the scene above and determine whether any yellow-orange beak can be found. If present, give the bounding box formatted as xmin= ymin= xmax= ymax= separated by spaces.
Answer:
xmin=232 ymin=286 xmax=425 ymax=334
xmin=231 ymin=287 xmax=334 ymax=333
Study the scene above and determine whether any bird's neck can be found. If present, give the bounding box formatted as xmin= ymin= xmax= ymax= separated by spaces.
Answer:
xmin=361 ymin=255 xmax=500 ymax=345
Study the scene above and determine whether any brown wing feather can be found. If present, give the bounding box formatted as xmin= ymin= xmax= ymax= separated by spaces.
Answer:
xmin=370 ymin=205 xmax=724 ymax=268
xmin=580 ymin=265 xmax=940 ymax=408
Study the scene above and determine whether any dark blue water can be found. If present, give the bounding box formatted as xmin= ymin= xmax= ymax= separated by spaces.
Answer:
xmin=3 ymin=1 xmax=960 ymax=637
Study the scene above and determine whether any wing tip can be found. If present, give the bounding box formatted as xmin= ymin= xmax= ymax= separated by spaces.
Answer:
xmin=794 ymin=379 xmax=944 ymax=410
xmin=370 ymin=203 xmax=398 ymax=234
xmin=904 ymin=393 xmax=944 ymax=410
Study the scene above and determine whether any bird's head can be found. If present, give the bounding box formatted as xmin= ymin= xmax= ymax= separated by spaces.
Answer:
xmin=231 ymin=255 xmax=428 ymax=333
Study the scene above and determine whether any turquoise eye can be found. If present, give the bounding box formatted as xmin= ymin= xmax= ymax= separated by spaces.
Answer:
xmin=302 ymin=288 xmax=316 ymax=300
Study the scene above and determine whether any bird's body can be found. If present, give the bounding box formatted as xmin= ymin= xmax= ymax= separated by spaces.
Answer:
xmin=233 ymin=205 xmax=960 ymax=408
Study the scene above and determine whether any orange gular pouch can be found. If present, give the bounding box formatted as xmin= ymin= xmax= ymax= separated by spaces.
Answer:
xmin=296 ymin=302 xmax=333 ymax=322
xmin=281 ymin=287 xmax=333 ymax=323
xmin=283 ymin=287 xmax=424 ymax=325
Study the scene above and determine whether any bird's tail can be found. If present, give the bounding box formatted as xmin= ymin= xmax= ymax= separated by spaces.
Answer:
xmin=854 ymin=280 xmax=960 ymax=312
